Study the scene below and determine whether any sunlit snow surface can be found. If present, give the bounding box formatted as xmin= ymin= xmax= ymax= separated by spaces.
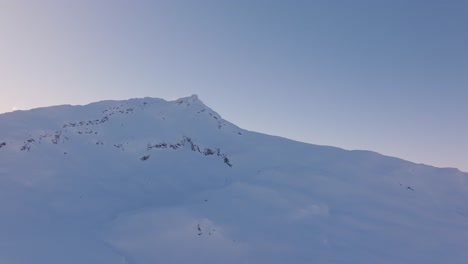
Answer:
xmin=0 ymin=95 xmax=467 ymax=263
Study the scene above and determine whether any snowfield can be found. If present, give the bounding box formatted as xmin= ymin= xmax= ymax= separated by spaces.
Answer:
xmin=0 ymin=95 xmax=467 ymax=263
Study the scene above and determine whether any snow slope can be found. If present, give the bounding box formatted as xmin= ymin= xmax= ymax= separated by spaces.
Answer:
xmin=0 ymin=95 xmax=467 ymax=264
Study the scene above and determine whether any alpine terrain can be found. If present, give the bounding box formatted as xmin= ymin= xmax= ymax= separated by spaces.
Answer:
xmin=0 ymin=95 xmax=467 ymax=264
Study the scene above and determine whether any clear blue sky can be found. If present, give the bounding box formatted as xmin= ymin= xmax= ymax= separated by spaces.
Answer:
xmin=1 ymin=0 xmax=467 ymax=171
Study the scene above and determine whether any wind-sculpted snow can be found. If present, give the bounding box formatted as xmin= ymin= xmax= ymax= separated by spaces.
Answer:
xmin=0 ymin=95 xmax=467 ymax=264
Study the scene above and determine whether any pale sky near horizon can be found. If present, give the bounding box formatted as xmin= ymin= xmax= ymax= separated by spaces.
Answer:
xmin=1 ymin=0 xmax=467 ymax=171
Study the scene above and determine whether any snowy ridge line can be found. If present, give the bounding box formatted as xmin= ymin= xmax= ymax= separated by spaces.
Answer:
xmin=4 ymin=98 xmax=165 ymax=152
xmin=63 ymin=104 xmax=136 ymax=129
xmin=1 ymin=95 xmax=243 ymax=150
xmin=146 ymin=136 xmax=233 ymax=167
xmin=10 ymin=101 xmax=136 ymax=152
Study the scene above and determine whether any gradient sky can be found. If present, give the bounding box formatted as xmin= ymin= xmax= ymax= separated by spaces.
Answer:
xmin=1 ymin=0 xmax=467 ymax=171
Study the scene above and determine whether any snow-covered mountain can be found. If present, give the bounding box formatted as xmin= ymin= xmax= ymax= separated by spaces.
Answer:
xmin=1 ymin=95 xmax=467 ymax=264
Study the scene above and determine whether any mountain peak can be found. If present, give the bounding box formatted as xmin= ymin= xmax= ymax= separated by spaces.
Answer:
xmin=1 ymin=95 xmax=467 ymax=264
xmin=172 ymin=94 xmax=201 ymax=105
xmin=187 ymin=94 xmax=199 ymax=100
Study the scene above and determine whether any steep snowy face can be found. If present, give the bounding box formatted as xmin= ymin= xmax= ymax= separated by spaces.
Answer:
xmin=0 ymin=95 xmax=244 ymax=263
xmin=0 ymin=96 xmax=467 ymax=264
